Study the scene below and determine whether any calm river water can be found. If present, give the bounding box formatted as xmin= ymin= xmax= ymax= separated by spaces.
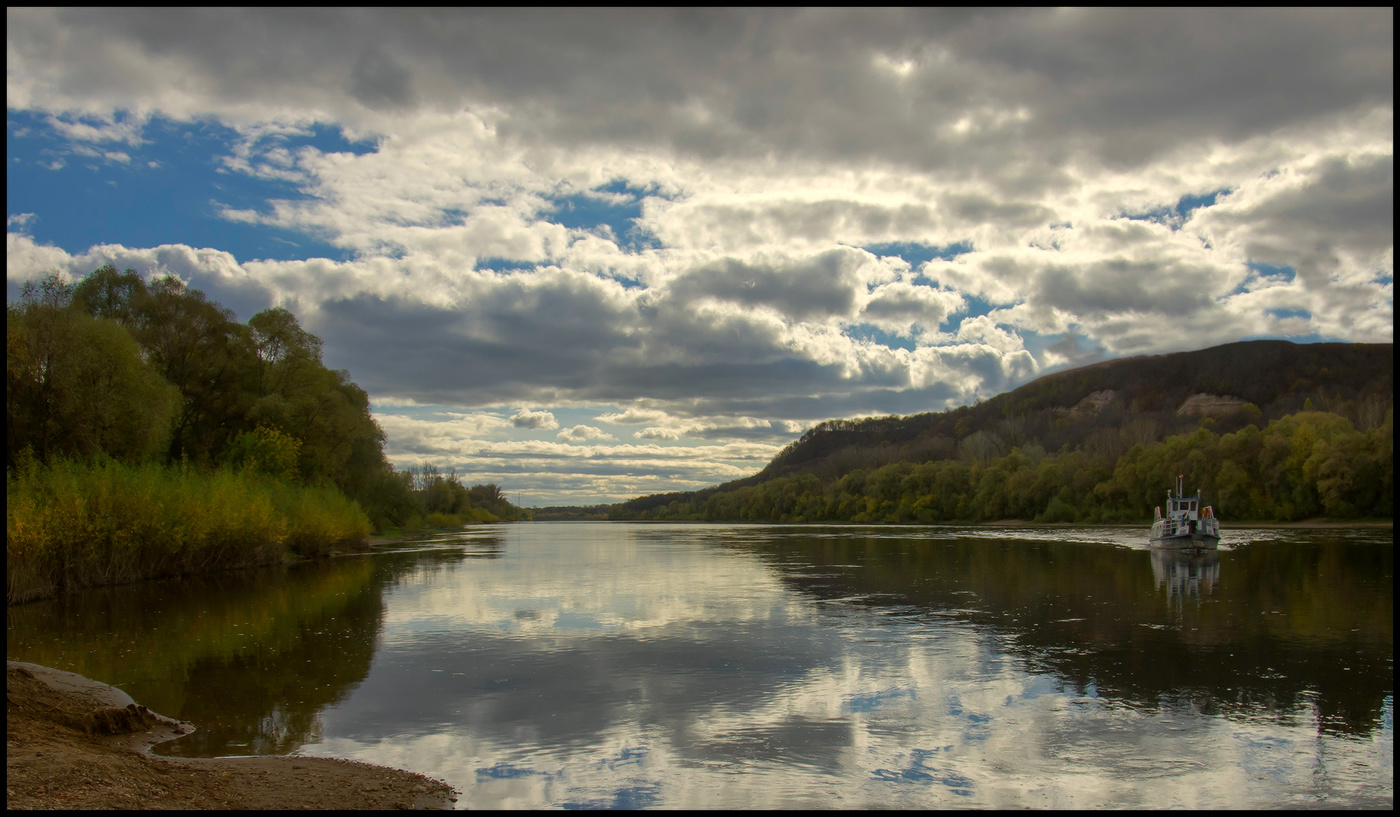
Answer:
xmin=7 ymin=523 xmax=1393 ymax=809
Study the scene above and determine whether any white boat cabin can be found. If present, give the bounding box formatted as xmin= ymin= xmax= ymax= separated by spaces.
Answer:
xmin=1151 ymin=474 xmax=1220 ymax=546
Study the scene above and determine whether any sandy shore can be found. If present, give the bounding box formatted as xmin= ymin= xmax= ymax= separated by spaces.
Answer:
xmin=5 ymin=662 xmax=457 ymax=810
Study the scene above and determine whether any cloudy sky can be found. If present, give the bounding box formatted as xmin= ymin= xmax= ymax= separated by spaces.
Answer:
xmin=6 ymin=9 xmax=1393 ymax=505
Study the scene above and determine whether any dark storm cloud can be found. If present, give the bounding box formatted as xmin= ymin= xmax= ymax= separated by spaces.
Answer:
xmin=1210 ymin=154 xmax=1394 ymax=275
xmin=349 ymin=48 xmax=416 ymax=111
xmin=313 ymin=283 xmax=823 ymax=413
xmin=311 ymin=278 xmax=986 ymax=423
xmin=316 ymin=285 xmax=629 ymax=404
xmin=945 ymin=196 xmax=1054 ymax=230
xmin=1033 ymin=260 xmax=1217 ymax=318
xmin=861 ymin=291 xmax=932 ymax=322
xmin=10 ymin=8 xmax=1390 ymax=177
xmin=948 ymin=8 xmax=1393 ymax=167
xmin=662 ymin=248 xmax=864 ymax=321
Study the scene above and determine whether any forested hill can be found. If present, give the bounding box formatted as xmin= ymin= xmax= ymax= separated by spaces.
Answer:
xmin=759 ymin=340 xmax=1392 ymax=479
xmin=613 ymin=340 xmax=1392 ymax=522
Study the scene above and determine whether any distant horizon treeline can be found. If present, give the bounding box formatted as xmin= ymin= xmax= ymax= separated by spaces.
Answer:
xmin=7 ymin=266 xmax=526 ymax=602
xmin=607 ymin=406 xmax=1393 ymax=524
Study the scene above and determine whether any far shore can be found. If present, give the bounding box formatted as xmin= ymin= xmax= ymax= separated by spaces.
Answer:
xmin=970 ymin=518 xmax=1393 ymax=529
xmin=513 ymin=518 xmax=1393 ymax=529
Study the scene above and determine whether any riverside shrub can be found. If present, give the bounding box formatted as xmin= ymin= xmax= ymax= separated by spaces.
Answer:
xmin=6 ymin=458 xmax=370 ymax=604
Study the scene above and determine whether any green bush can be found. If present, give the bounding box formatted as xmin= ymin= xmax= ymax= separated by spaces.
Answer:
xmin=424 ymin=512 xmax=464 ymax=529
xmin=7 ymin=458 xmax=370 ymax=604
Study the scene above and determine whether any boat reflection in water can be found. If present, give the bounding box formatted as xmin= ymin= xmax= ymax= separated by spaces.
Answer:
xmin=1151 ymin=547 xmax=1221 ymax=602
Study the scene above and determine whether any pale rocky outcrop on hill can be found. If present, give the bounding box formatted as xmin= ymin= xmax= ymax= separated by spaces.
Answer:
xmin=1066 ymin=389 xmax=1120 ymax=420
xmin=1175 ymin=393 xmax=1247 ymax=416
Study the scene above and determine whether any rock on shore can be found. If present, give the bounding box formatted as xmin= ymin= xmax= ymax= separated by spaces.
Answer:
xmin=5 ymin=661 xmax=456 ymax=810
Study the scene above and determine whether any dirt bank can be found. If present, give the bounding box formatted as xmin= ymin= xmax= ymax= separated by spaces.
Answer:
xmin=5 ymin=662 xmax=457 ymax=810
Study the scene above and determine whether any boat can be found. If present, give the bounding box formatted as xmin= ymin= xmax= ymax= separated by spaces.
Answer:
xmin=1150 ymin=474 xmax=1220 ymax=550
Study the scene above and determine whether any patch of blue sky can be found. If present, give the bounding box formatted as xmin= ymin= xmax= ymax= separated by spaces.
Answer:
xmin=1175 ymin=188 xmax=1230 ymax=215
xmin=1123 ymin=187 xmax=1232 ymax=229
xmin=540 ymin=180 xmax=667 ymax=254
xmin=954 ymin=292 xmax=997 ymax=321
xmin=473 ymin=257 xmax=540 ymax=273
xmin=911 ymin=291 xmax=998 ymax=341
xmin=6 ymin=111 xmax=363 ymax=263
xmin=595 ymin=178 xmax=672 ymax=200
xmin=1265 ymin=307 xmax=1312 ymax=321
xmin=861 ymin=240 xmax=973 ymax=268
xmin=434 ymin=206 xmax=471 ymax=225
xmin=1018 ymin=328 xmax=1091 ymax=366
xmin=1222 ymin=262 xmax=1296 ymax=297
xmin=845 ymin=323 xmax=918 ymax=352
xmin=1246 ymin=261 xmax=1296 ymax=282
xmin=544 ymin=190 xmax=642 ymax=230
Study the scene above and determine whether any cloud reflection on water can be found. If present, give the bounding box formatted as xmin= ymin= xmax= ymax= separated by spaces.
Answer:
xmin=298 ymin=523 xmax=1392 ymax=809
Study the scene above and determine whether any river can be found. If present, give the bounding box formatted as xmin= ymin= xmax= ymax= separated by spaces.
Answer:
xmin=6 ymin=522 xmax=1393 ymax=809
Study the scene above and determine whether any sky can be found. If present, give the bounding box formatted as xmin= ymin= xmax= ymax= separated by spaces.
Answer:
xmin=6 ymin=8 xmax=1394 ymax=506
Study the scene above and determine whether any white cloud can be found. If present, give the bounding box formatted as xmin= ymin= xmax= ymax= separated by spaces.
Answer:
xmin=42 ymin=111 xmax=148 ymax=145
xmin=5 ymin=8 xmax=1392 ymax=502
xmin=597 ymin=408 xmax=669 ymax=425
xmin=375 ymin=411 xmax=512 ymax=457
xmin=510 ymin=407 xmax=559 ymax=430
xmin=557 ymin=424 xmax=613 ymax=443
xmin=859 ymin=281 xmax=966 ymax=338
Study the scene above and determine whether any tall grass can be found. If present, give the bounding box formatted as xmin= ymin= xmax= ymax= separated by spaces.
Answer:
xmin=7 ymin=458 xmax=370 ymax=604
xmin=419 ymin=508 xmax=502 ymax=530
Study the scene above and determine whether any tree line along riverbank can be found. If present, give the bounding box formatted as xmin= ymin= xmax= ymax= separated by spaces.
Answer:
xmin=7 ymin=266 xmax=526 ymax=605
xmin=609 ymin=339 xmax=1392 ymax=525
xmin=608 ymin=408 xmax=1392 ymax=524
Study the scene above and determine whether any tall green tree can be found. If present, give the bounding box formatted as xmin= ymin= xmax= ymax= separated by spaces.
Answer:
xmin=129 ymin=276 xmax=260 ymax=465
xmin=7 ymin=274 xmax=178 ymax=467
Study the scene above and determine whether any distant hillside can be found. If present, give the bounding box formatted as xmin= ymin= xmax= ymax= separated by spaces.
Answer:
xmin=616 ymin=340 xmax=1393 ymax=516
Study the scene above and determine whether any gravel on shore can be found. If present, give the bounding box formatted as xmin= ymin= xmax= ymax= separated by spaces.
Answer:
xmin=5 ymin=661 xmax=457 ymax=810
